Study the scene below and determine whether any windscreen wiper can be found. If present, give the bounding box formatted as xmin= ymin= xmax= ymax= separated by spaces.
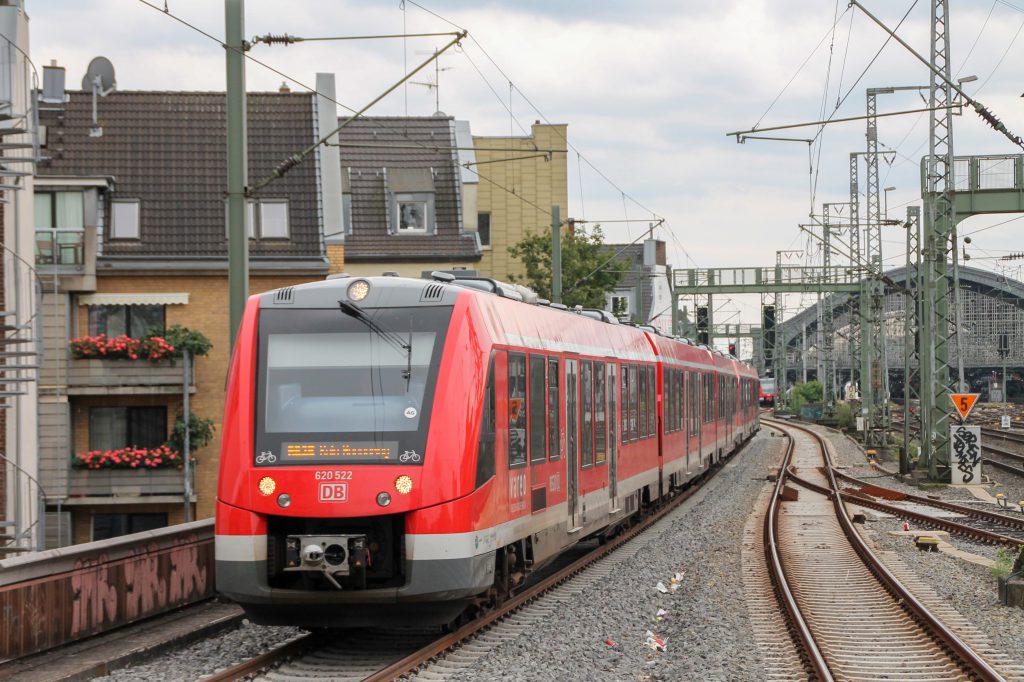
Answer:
xmin=338 ymin=301 xmax=413 ymax=385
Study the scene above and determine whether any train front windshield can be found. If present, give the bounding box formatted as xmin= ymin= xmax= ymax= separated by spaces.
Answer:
xmin=255 ymin=306 xmax=452 ymax=466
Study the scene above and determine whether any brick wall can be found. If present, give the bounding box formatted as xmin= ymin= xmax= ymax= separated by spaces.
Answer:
xmin=81 ymin=274 xmax=317 ymax=519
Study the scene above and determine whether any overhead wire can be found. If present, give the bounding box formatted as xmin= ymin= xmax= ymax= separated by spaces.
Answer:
xmin=135 ymin=0 xmax=568 ymax=236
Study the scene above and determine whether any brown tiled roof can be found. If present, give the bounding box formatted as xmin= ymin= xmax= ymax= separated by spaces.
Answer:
xmin=338 ymin=116 xmax=480 ymax=262
xmin=37 ymin=91 xmax=322 ymax=260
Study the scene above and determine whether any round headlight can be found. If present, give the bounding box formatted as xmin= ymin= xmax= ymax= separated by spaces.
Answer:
xmin=348 ymin=279 xmax=371 ymax=301
xmin=376 ymin=491 xmax=392 ymax=507
xmin=394 ymin=475 xmax=413 ymax=495
xmin=258 ymin=476 xmax=276 ymax=496
xmin=277 ymin=493 xmax=291 ymax=508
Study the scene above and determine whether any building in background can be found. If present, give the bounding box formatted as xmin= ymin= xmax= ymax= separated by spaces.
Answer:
xmin=326 ymin=113 xmax=481 ymax=277
xmin=471 ymin=122 xmax=568 ymax=283
xmin=605 ymin=238 xmax=673 ymax=333
xmin=33 ymin=70 xmax=330 ymax=544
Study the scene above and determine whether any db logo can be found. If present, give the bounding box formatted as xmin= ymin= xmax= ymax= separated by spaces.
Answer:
xmin=319 ymin=482 xmax=348 ymax=502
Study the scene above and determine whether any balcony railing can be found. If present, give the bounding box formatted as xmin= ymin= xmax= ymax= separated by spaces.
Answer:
xmin=64 ymin=357 xmax=196 ymax=395
xmin=35 ymin=229 xmax=84 ymax=266
xmin=68 ymin=467 xmax=190 ymax=498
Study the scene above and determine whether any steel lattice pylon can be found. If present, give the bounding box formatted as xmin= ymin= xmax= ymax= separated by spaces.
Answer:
xmin=902 ymin=205 xmax=922 ymax=474
xmin=920 ymin=0 xmax=957 ymax=478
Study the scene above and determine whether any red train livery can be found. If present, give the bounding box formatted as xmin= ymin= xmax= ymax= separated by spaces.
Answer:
xmin=215 ymin=273 xmax=760 ymax=626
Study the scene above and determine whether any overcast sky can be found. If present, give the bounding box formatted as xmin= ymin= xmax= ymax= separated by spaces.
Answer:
xmin=29 ymin=0 xmax=1024 ymax=330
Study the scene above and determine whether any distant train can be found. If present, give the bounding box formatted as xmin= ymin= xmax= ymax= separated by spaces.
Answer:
xmin=215 ymin=272 xmax=760 ymax=626
xmin=759 ymin=377 xmax=776 ymax=406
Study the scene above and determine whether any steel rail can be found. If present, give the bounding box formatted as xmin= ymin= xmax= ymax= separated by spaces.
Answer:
xmin=983 ymin=440 xmax=1024 ymax=464
xmin=766 ymin=418 xmax=1007 ymax=682
xmin=205 ymin=435 xmax=760 ymax=682
xmin=367 ymin=461 xmax=725 ymax=682
xmin=203 ymin=632 xmax=320 ymax=682
xmin=834 ymin=471 xmax=1024 ymax=533
xmin=983 ymin=457 xmax=1024 ymax=479
xmin=762 ymin=427 xmax=833 ymax=681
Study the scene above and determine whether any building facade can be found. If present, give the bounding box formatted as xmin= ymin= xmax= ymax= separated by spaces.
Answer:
xmin=34 ymin=79 xmax=330 ymax=544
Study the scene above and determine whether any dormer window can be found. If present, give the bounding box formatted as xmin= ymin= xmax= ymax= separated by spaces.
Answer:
xmin=110 ymin=199 xmax=141 ymax=240
xmin=387 ymin=168 xmax=435 ymax=236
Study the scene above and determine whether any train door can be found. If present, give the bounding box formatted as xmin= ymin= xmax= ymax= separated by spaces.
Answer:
xmin=607 ymin=363 xmax=619 ymax=512
xmin=566 ymin=358 xmax=580 ymax=531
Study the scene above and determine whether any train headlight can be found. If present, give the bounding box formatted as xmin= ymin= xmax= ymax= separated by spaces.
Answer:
xmin=376 ymin=491 xmax=392 ymax=507
xmin=348 ymin=279 xmax=370 ymax=302
xmin=277 ymin=493 xmax=291 ymax=508
xmin=258 ymin=476 xmax=276 ymax=496
xmin=394 ymin=475 xmax=413 ymax=495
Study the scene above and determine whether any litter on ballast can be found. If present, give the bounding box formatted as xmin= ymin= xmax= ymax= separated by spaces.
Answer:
xmin=605 ymin=638 xmax=616 ymax=647
xmin=644 ymin=630 xmax=667 ymax=652
xmin=654 ymin=581 xmax=668 ymax=594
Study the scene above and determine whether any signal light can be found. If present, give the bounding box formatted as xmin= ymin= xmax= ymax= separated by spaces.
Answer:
xmin=258 ymin=476 xmax=276 ymax=496
xmin=728 ymin=342 xmax=737 ymax=357
xmin=394 ymin=475 xmax=413 ymax=495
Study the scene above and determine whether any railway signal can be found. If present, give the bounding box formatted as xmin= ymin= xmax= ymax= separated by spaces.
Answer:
xmin=948 ymin=393 xmax=980 ymax=421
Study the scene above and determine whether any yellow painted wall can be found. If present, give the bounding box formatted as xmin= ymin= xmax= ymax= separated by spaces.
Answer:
xmin=474 ymin=123 xmax=569 ymax=283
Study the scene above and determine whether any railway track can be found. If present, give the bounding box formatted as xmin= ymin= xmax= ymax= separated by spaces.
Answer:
xmin=206 ymin=440 xmax=750 ymax=682
xmin=763 ymin=417 xmax=1022 ymax=681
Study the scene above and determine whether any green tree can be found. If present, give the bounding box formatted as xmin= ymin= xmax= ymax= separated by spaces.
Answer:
xmin=508 ymin=225 xmax=628 ymax=309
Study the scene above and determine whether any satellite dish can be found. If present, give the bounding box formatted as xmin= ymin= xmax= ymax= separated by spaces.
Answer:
xmin=83 ymin=57 xmax=116 ymax=138
xmin=82 ymin=56 xmax=116 ymax=94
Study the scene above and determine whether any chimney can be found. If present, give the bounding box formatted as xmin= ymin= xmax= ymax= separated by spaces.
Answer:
xmin=41 ymin=59 xmax=66 ymax=103
xmin=278 ymin=81 xmax=291 ymax=94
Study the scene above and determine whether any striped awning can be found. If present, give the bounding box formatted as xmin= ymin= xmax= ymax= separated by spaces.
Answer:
xmin=78 ymin=293 xmax=190 ymax=306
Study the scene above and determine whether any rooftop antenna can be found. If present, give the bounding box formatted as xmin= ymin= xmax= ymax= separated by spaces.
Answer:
xmin=410 ymin=47 xmax=454 ymax=113
xmin=82 ymin=56 xmax=116 ymax=138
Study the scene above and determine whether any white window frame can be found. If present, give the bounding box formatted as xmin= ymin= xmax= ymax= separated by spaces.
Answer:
xmin=389 ymin=192 xmax=435 ymax=235
xmin=259 ymin=200 xmax=289 ymax=239
xmin=225 ymin=199 xmax=288 ymax=240
xmin=110 ymin=199 xmax=141 ymax=240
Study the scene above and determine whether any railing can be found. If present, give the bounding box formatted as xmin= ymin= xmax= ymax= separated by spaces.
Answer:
xmin=926 ymin=154 xmax=1024 ymax=194
xmin=68 ymin=466 xmax=190 ymax=497
xmin=34 ymin=230 xmax=84 ymax=266
xmin=673 ymin=266 xmax=863 ymax=293
xmin=58 ymin=357 xmax=196 ymax=394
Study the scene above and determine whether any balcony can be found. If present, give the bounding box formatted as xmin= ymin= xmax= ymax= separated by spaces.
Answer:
xmin=35 ymin=229 xmax=84 ymax=266
xmin=66 ymin=357 xmax=195 ymax=396
xmin=67 ymin=467 xmax=191 ymax=499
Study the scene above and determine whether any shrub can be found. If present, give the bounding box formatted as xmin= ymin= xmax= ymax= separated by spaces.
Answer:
xmin=160 ymin=325 xmax=213 ymax=358
xmin=835 ymin=401 xmax=853 ymax=429
xmin=167 ymin=413 xmax=216 ymax=453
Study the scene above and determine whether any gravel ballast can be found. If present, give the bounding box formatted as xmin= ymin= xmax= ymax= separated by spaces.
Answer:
xmin=433 ymin=431 xmax=782 ymax=682
xmin=803 ymin=422 xmax=1024 ymax=669
xmin=91 ymin=619 xmax=302 ymax=682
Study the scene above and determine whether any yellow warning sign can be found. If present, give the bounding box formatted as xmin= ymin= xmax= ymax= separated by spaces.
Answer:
xmin=949 ymin=393 xmax=981 ymax=421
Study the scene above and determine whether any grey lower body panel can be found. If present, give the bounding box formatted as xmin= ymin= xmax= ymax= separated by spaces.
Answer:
xmin=216 ymin=552 xmax=495 ymax=627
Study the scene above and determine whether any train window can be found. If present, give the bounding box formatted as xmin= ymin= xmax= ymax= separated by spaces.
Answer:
xmin=628 ymin=365 xmax=638 ymax=442
xmin=475 ymin=354 xmax=496 ymax=488
xmin=663 ymin=370 xmax=672 ymax=434
xmin=620 ymin=364 xmax=629 ymax=444
xmin=703 ymin=372 xmax=713 ymax=424
xmin=608 ymin=364 xmax=617 ymax=463
xmin=647 ymin=365 xmax=656 ymax=438
xmin=508 ymin=353 xmax=527 ymax=468
xmin=529 ymin=355 xmax=547 ymax=463
xmin=581 ymin=360 xmax=594 ymax=467
xmin=594 ymin=361 xmax=606 ymax=465
xmin=548 ymin=357 xmax=560 ymax=460
xmin=637 ymin=365 xmax=647 ymax=440
xmin=676 ymin=369 xmax=683 ymax=432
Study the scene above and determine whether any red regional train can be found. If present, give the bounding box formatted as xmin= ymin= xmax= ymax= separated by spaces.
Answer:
xmin=216 ymin=273 xmax=760 ymax=626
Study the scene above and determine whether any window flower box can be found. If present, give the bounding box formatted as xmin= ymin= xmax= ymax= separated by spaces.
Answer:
xmin=68 ymin=467 xmax=191 ymax=497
